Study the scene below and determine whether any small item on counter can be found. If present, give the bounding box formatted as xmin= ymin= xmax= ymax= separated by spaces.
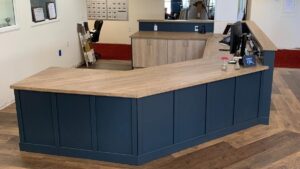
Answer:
xmin=154 ymin=24 xmax=158 ymax=31
xmin=243 ymin=55 xmax=257 ymax=67
xmin=199 ymin=25 xmax=206 ymax=34
xmin=221 ymin=56 xmax=229 ymax=71
xmin=233 ymin=56 xmax=243 ymax=70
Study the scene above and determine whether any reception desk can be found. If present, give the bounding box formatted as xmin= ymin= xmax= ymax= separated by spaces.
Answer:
xmin=11 ymin=21 xmax=276 ymax=165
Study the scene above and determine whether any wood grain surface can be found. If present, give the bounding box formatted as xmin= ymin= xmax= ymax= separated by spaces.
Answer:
xmin=245 ymin=21 xmax=277 ymax=51
xmin=11 ymin=34 xmax=268 ymax=98
xmin=134 ymin=21 xmax=277 ymax=52
xmin=2 ymin=68 xmax=300 ymax=169
xmin=130 ymin=31 xmax=213 ymax=40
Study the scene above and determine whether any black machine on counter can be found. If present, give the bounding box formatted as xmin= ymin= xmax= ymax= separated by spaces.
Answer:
xmin=220 ymin=22 xmax=262 ymax=67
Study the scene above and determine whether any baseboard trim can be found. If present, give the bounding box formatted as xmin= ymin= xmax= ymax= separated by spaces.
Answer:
xmin=0 ymin=99 xmax=15 ymax=110
xmin=91 ymin=43 xmax=132 ymax=61
xmin=18 ymin=118 xmax=266 ymax=165
xmin=275 ymin=49 xmax=300 ymax=68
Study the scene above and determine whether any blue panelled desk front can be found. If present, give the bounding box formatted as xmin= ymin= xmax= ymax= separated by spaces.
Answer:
xmin=12 ymin=21 xmax=276 ymax=165
xmin=14 ymin=70 xmax=273 ymax=165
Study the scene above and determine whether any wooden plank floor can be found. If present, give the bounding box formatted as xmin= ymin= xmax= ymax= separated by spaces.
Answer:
xmin=1 ymin=68 xmax=300 ymax=169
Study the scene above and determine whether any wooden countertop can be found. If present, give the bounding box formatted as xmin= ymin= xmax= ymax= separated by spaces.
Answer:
xmin=11 ymin=34 xmax=268 ymax=98
xmin=245 ymin=21 xmax=277 ymax=51
xmin=131 ymin=31 xmax=212 ymax=40
xmin=138 ymin=19 xmax=214 ymax=24
xmin=134 ymin=21 xmax=277 ymax=52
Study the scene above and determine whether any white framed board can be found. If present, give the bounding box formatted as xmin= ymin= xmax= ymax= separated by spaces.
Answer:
xmin=86 ymin=0 xmax=128 ymax=21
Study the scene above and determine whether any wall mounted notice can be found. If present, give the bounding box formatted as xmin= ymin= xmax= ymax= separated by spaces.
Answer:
xmin=86 ymin=0 xmax=128 ymax=20
xmin=283 ymin=0 xmax=296 ymax=13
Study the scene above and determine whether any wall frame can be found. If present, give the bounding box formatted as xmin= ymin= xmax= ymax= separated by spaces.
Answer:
xmin=46 ymin=2 xmax=57 ymax=20
xmin=32 ymin=7 xmax=46 ymax=22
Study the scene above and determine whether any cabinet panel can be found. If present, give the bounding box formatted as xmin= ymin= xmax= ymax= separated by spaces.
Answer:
xmin=174 ymin=85 xmax=206 ymax=143
xmin=57 ymin=94 xmax=93 ymax=150
xmin=132 ymin=39 xmax=167 ymax=67
xmin=138 ymin=92 xmax=174 ymax=154
xmin=19 ymin=91 xmax=55 ymax=146
xmin=167 ymin=40 xmax=187 ymax=64
xmin=132 ymin=39 xmax=149 ymax=68
xmin=206 ymin=79 xmax=235 ymax=133
xmin=96 ymin=97 xmax=134 ymax=155
xmin=186 ymin=40 xmax=206 ymax=60
xmin=235 ymin=72 xmax=261 ymax=123
xmin=148 ymin=39 xmax=168 ymax=66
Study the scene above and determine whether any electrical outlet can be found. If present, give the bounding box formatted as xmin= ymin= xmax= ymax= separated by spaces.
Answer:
xmin=194 ymin=25 xmax=199 ymax=32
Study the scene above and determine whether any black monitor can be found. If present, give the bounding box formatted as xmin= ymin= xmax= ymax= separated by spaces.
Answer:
xmin=230 ymin=21 xmax=243 ymax=55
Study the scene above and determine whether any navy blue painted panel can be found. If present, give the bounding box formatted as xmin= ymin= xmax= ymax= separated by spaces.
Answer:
xmin=206 ymin=79 xmax=235 ymax=133
xmin=20 ymin=143 xmax=138 ymax=165
xmin=131 ymin=99 xmax=138 ymax=156
xmin=14 ymin=90 xmax=25 ymax=143
xmin=137 ymin=118 xmax=260 ymax=165
xmin=262 ymin=51 xmax=276 ymax=68
xmin=90 ymin=96 xmax=98 ymax=151
xmin=174 ymin=85 xmax=206 ymax=143
xmin=51 ymin=94 xmax=60 ymax=148
xmin=19 ymin=117 xmax=261 ymax=165
xmin=139 ymin=22 xmax=214 ymax=32
xmin=259 ymin=51 xmax=275 ymax=124
xmin=96 ymin=97 xmax=133 ymax=155
xmin=235 ymin=72 xmax=261 ymax=123
xmin=14 ymin=90 xmax=24 ymax=143
xmin=19 ymin=91 xmax=55 ymax=146
xmin=57 ymin=94 xmax=92 ymax=150
xmin=138 ymin=92 xmax=174 ymax=154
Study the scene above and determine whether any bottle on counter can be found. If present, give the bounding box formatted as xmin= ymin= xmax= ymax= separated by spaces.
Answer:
xmin=221 ymin=56 xmax=229 ymax=71
xmin=154 ymin=24 xmax=158 ymax=31
xmin=233 ymin=57 xmax=243 ymax=70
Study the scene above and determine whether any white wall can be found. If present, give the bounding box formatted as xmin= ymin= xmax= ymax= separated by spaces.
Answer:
xmin=249 ymin=0 xmax=300 ymax=49
xmin=89 ymin=0 xmax=241 ymax=43
xmin=214 ymin=0 xmax=239 ymax=33
xmin=0 ymin=0 xmax=87 ymax=109
xmin=88 ymin=0 xmax=165 ymax=44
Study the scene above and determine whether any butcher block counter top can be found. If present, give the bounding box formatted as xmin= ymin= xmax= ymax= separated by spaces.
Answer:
xmin=131 ymin=31 xmax=212 ymax=40
xmin=11 ymin=21 xmax=274 ymax=98
xmin=11 ymin=33 xmax=268 ymax=98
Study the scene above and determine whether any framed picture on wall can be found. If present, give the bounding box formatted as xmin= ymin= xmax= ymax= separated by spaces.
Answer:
xmin=46 ymin=2 xmax=57 ymax=20
xmin=32 ymin=7 xmax=46 ymax=22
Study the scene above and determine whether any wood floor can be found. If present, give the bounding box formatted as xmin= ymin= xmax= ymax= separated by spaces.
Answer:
xmin=1 ymin=68 xmax=300 ymax=169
